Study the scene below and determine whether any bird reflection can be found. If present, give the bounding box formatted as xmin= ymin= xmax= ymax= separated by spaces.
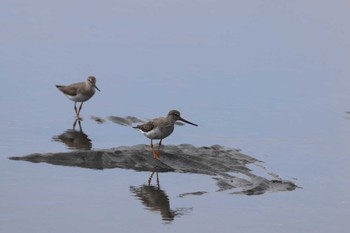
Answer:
xmin=73 ymin=118 xmax=82 ymax=130
xmin=130 ymin=171 xmax=191 ymax=222
xmin=148 ymin=170 xmax=160 ymax=187
xmin=52 ymin=119 xmax=92 ymax=150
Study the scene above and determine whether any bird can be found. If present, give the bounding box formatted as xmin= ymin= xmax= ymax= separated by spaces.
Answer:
xmin=56 ymin=76 xmax=100 ymax=119
xmin=133 ymin=110 xmax=198 ymax=159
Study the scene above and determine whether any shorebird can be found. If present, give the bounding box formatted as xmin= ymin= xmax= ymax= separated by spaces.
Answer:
xmin=133 ymin=110 xmax=198 ymax=159
xmin=56 ymin=76 xmax=100 ymax=119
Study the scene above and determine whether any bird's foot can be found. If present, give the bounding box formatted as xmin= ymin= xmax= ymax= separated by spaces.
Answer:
xmin=153 ymin=152 xmax=160 ymax=160
xmin=152 ymin=150 xmax=159 ymax=160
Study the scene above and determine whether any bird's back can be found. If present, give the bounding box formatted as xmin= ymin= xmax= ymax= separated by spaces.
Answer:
xmin=56 ymin=81 xmax=84 ymax=95
xmin=56 ymin=81 xmax=95 ymax=102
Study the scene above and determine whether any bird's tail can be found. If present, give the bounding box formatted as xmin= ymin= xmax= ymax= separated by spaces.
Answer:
xmin=55 ymin=85 xmax=65 ymax=91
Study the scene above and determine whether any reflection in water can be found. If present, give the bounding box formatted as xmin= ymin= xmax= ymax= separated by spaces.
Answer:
xmin=108 ymin=115 xmax=144 ymax=126
xmin=107 ymin=115 xmax=185 ymax=127
xmin=73 ymin=118 xmax=81 ymax=130
xmin=52 ymin=120 xmax=92 ymax=150
xmin=90 ymin=115 xmax=106 ymax=124
xmin=345 ymin=111 xmax=350 ymax=119
xmin=148 ymin=170 xmax=160 ymax=187
xmin=130 ymin=171 xmax=191 ymax=222
xmin=89 ymin=115 xmax=185 ymax=127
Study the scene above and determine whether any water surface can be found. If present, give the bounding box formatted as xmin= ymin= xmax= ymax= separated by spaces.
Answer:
xmin=1 ymin=1 xmax=349 ymax=233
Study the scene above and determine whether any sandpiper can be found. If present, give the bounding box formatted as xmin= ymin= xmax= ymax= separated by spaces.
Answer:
xmin=56 ymin=76 xmax=100 ymax=119
xmin=133 ymin=110 xmax=198 ymax=159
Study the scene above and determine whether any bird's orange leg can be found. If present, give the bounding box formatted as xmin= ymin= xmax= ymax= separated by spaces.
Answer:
xmin=74 ymin=102 xmax=79 ymax=118
xmin=155 ymin=139 xmax=162 ymax=159
xmin=75 ymin=102 xmax=83 ymax=120
xmin=150 ymin=140 xmax=158 ymax=159
xmin=78 ymin=102 xmax=84 ymax=115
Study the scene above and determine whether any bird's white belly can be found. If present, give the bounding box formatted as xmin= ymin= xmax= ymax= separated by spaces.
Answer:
xmin=65 ymin=92 xmax=93 ymax=102
xmin=143 ymin=126 xmax=174 ymax=140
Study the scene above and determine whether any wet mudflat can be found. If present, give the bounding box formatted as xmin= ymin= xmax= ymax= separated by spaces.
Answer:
xmin=10 ymin=144 xmax=298 ymax=196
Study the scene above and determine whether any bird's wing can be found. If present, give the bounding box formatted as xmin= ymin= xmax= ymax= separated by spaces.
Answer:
xmin=56 ymin=82 xmax=82 ymax=96
xmin=133 ymin=121 xmax=155 ymax=132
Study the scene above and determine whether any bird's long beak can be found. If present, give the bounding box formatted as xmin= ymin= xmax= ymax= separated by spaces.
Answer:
xmin=94 ymin=85 xmax=101 ymax=92
xmin=180 ymin=117 xmax=198 ymax=126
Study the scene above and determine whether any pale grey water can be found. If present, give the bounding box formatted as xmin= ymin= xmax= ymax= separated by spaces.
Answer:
xmin=1 ymin=0 xmax=350 ymax=232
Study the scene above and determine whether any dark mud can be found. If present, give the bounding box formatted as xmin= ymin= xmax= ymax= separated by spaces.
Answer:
xmin=9 ymin=144 xmax=298 ymax=195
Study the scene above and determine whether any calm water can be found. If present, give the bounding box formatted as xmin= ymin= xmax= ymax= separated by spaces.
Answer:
xmin=1 ymin=1 xmax=349 ymax=232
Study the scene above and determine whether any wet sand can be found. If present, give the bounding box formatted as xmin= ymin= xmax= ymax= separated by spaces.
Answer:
xmin=10 ymin=144 xmax=298 ymax=196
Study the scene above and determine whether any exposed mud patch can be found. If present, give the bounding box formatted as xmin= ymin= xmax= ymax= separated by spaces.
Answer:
xmin=9 ymin=144 xmax=298 ymax=195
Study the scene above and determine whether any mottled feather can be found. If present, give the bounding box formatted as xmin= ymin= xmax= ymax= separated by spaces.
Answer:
xmin=56 ymin=82 xmax=84 ymax=96
xmin=133 ymin=121 xmax=155 ymax=133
